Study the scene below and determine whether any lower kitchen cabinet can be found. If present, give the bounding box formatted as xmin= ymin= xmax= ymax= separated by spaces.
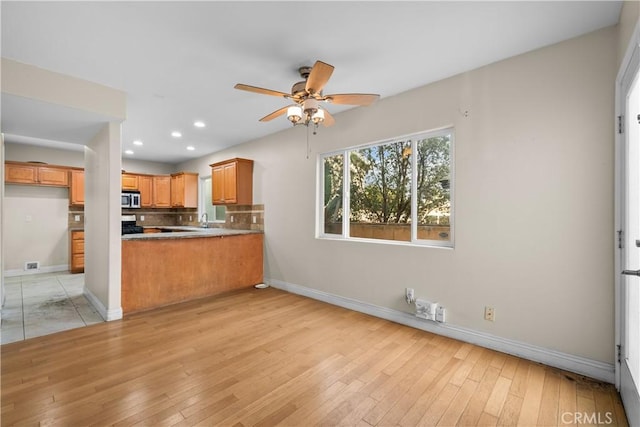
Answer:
xmin=70 ymin=230 xmax=84 ymax=273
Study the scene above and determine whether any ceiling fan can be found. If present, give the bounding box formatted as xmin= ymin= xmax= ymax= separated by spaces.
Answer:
xmin=234 ymin=60 xmax=379 ymax=132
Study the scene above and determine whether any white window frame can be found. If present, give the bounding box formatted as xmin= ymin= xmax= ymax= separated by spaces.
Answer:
xmin=317 ymin=127 xmax=454 ymax=248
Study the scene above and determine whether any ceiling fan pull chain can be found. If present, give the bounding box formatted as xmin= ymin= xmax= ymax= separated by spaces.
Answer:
xmin=306 ymin=125 xmax=311 ymax=159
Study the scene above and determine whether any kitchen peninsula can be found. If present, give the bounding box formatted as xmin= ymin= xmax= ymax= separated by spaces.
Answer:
xmin=121 ymin=227 xmax=263 ymax=313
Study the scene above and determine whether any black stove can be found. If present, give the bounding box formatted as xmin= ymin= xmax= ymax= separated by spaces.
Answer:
xmin=122 ymin=215 xmax=144 ymax=235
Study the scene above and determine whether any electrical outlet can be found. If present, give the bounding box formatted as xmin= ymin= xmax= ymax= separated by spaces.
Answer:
xmin=405 ymin=288 xmax=415 ymax=304
xmin=416 ymin=299 xmax=438 ymax=321
xmin=436 ymin=306 xmax=446 ymax=323
xmin=74 ymin=215 xmax=80 ymax=222
xmin=484 ymin=306 xmax=495 ymax=322
xmin=24 ymin=261 xmax=39 ymax=271
xmin=252 ymin=215 xmax=257 ymax=224
xmin=189 ymin=216 xmax=192 ymax=221
xmin=140 ymin=215 xmax=145 ymax=221
xmin=231 ymin=215 xmax=234 ymax=223
xmin=179 ymin=216 xmax=182 ymax=221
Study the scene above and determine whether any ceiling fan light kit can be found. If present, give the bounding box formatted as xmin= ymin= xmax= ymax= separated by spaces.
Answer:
xmin=234 ymin=60 xmax=380 ymax=134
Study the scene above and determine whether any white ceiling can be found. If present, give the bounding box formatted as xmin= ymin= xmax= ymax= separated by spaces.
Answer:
xmin=1 ymin=1 xmax=623 ymax=165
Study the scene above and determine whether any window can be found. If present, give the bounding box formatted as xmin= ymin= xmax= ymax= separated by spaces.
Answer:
xmin=201 ymin=176 xmax=226 ymax=223
xmin=318 ymin=128 xmax=453 ymax=247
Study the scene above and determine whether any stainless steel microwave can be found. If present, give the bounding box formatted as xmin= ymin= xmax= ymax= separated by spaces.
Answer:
xmin=121 ymin=191 xmax=141 ymax=209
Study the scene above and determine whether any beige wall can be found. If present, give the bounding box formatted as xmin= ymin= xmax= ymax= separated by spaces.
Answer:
xmin=1 ymin=60 xmax=127 ymax=320
xmin=4 ymin=141 xmax=174 ymax=174
xmin=4 ymin=142 xmax=84 ymax=167
xmin=122 ymin=158 xmax=175 ymax=175
xmin=618 ymin=0 xmax=640 ymax=66
xmin=85 ymin=122 xmax=122 ymax=320
xmin=2 ymin=142 xmax=183 ymax=280
xmin=179 ymin=26 xmax=618 ymax=364
xmin=3 ymin=185 xmax=70 ymax=272
xmin=1 ymin=58 xmax=125 ymax=119
xmin=1 ymin=135 xmax=5 ymax=305
xmin=3 ymin=141 xmax=83 ymax=276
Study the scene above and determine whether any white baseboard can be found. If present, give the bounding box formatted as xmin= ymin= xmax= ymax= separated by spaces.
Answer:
xmin=267 ymin=278 xmax=615 ymax=384
xmin=83 ymin=285 xmax=122 ymax=321
xmin=3 ymin=264 xmax=68 ymax=277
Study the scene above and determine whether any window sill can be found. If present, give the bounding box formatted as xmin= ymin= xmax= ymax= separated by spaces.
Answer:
xmin=316 ymin=234 xmax=454 ymax=249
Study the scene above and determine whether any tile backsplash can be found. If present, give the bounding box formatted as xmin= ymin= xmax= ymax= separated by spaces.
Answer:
xmin=225 ymin=204 xmax=264 ymax=231
xmin=69 ymin=205 xmax=264 ymax=232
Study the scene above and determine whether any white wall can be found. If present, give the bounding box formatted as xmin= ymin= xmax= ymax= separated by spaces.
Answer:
xmin=179 ymin=26 xmax=618 ymax=365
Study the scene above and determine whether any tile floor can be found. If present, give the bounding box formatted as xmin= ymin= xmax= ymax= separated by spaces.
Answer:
xmin=1 ymin=272 xmax=104 ymax=344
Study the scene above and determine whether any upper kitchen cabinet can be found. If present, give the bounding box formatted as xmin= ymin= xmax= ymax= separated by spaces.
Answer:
xmin=138 ymin=174 xmax=171 ymax=208
xmin=69 ymin=169 xmax=85 ymax=206
xmin=121 ymin=173 xmax=139 ymax=190
xmin=138 ymin=175 xmax=153 ymax=207
xmin=171 ymin=172 xmax=198 ymax=208
xmin=210 ymin=158 xmax=253 ymax=205
xmin=5 ymin=161 xmax=69 ymax=187
xmin=152 ymin=175 xmax=171 ymax=208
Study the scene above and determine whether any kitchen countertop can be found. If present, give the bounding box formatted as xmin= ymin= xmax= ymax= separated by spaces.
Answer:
xmin=122 ymin=226 xmax=262 ymax=240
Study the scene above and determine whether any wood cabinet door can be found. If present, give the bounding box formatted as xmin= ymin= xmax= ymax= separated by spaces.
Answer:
xmin=5 ymin=163 xmax=38 ymax=184
xmin=138 ymin=175 xmax=153 ymax=207
xmin=70 ymin=230 xmax=85 ymax=273
xmin=212 ymin=166 xmax=225 ymax=204
xmin=171 ymin=174 xmax=185 ymax=207
xmin=210 ymin=159 xmax=252 ymax=205
xmin=70 ymin=170 xmax=85 ymax=206
xmin=122 ymin=173 xmax=139 ymax=190
xmin=223 ymin=162 xmax=238 ymax=203
xmin=153 ymin=176 xmax=171 ymax=207
xmin=38 ymin=167 xmax=69 ymax=186
xmin=182 ymin=173 xmax=199 ymax=208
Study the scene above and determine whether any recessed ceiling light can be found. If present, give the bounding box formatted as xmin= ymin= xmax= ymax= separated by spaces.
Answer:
xmin=193 ymin=121 xmax=205 ymax=128
xmin=125 ymin=150 xmax=134 ymax=155
xmin=133 ymin=140 xmax=143 ymax=146
xmin=186 ymin=146 xmax=195 ymax=151
xmin=171 ymin=131 xmax=182 ymax=138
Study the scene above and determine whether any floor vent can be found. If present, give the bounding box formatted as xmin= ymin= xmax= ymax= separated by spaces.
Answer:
xmin=24 ymin=261 xmax=40 ymax=271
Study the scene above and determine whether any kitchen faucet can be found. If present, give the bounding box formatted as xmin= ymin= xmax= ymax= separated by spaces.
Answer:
xmin=200 ymin=213 xmax=208 ymax=228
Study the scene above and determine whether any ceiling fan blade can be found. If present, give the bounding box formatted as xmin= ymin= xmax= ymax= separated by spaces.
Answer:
xmin=321 ymin=108 xmax=335 ymax=127
xmin=324 ymin=93 xmax=380 ymax=106
xmin=305 ymin=61 xmax=334 ymax=95
xmin=234 ymin=83 xmax=290 ymax=99
xmin=259 ymin=106 xmax=289 ymax=122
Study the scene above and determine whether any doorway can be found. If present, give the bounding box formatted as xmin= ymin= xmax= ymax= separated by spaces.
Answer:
xmin=616 ymin=34 xmax=640 ymax=426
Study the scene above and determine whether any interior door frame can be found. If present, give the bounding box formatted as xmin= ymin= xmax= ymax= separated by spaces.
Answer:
xmin=615 ymin=18 xmax=640 ymax=425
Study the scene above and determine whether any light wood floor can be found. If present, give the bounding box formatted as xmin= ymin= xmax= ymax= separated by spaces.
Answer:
xmin=1 ymin=287 xmax=628 ymax=426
